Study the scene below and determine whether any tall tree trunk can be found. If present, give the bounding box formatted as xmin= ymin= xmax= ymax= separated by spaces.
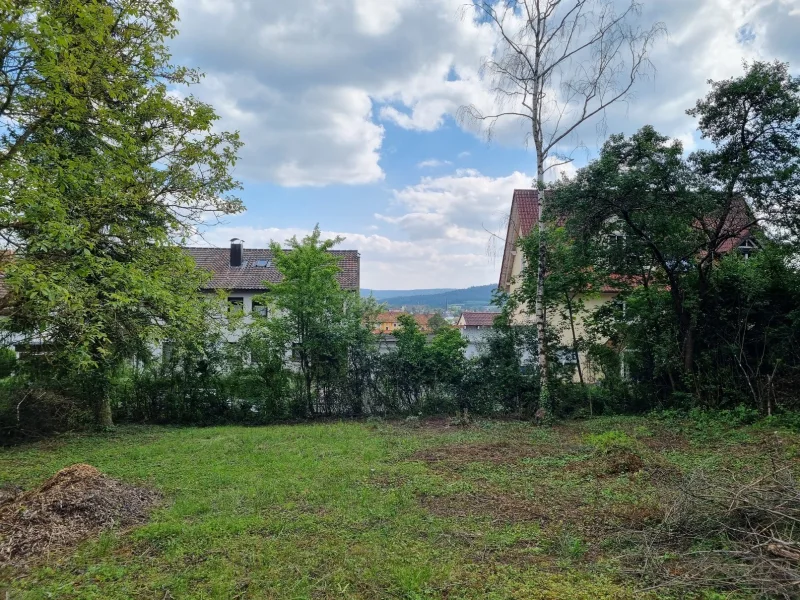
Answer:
xmin=97 ymin=395 xmax=113 ymax=428
xmin=565 ymin=295 xmax=585 ymax=386
xmin=301 ymin=354 xmax=313 ymax=417
xmin=535 ymin=143 xmax=549 ymax=411
xmin=92 ymin=358 xmax=114 ymax=428
xmin=682 ymin=322 xmax=695 ymax=374
xmin=565 ymin=294 xmax=588 ymax=413
xmin=667 ymin=281 xmax=694 ymax=384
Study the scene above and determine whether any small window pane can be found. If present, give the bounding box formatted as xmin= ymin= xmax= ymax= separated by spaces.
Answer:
xmin=255 ymin=259 xmax=270 ymax=267
xmin=253 ymin=303 xmax=268 ymax=317
xmin=228 ymin=297 xmax=244 ymax=313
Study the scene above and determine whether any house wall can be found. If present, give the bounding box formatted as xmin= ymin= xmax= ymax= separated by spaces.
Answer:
xmin=506 ymin=244 xmax=537 ymax=326
xmin=505 ymin=244 xmax=617 ymax=381
xmin=460 ymin=327 xmax=489 ymax=359
xmin=205 ymin=289 xmax=266 ymax=343
xmin=376 ymin=320 xmax=400 ymax=334
xmin=546 ymin=292 xmax=617 ymax=383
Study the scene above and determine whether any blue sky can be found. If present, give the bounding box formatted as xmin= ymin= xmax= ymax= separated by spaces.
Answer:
xmin=174 ymin=0 xmax=800 ymax=289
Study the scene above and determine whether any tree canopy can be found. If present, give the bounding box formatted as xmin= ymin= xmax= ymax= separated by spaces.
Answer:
xmin=0 ymin=0 xmax=242 ymax=426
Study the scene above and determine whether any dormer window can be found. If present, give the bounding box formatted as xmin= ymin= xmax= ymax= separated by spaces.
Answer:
xmin=738 ymin=238 xmax=758 ymax=259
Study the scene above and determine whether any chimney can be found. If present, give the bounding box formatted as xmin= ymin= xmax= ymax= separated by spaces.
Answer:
xmin=230 ymin=238 xmax=243 ymax=267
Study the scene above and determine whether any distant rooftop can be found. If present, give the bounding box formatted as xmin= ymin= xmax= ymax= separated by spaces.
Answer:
xmin=459 ymin=311 xmax=500 ymax=328
xmin=184 ymin=245 xmax=360 ymax=291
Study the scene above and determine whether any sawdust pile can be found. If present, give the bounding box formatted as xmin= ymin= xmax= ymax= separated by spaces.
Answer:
xmin=0 ymin=463 xmax=160 ymax=565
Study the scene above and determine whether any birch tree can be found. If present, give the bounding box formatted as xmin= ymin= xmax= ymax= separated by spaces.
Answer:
xmin=460 ymin=0 xmax=663 ymax=408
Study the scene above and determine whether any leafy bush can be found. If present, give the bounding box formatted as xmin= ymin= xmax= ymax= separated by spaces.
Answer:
xmin=0 ymin=348 xmax=17 ymax=379
xmin=585 ymin=430 xmax=638 ymax=454
xmin=654 ymin=405 xmax=762 ymax=436
xmin=0 ymin=377 xmax=92 ymax=443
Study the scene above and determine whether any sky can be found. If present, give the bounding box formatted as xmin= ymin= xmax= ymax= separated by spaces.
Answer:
xmin=174 ymin=0 xmax=800 ymax=290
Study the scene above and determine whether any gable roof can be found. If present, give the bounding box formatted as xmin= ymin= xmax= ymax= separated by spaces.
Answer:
xmin=374 ymin=311 xmax=437 ymax=332
xmin=459 ymin=311 xmax=500 ymax=327
xmin=498 ymin=189 xmax=760 ymax=293
xmin=703 ymin=197 xmax=758 ymax=254
xmin=499 ymin=189 xmax=540 ymax=290
xmin=412 ymin=313 xmax=433 ymax=331
xmin=375 ymin=310 xmax=403 ymax=324
xmin=184 ymin=247 xmax=360 ymax=291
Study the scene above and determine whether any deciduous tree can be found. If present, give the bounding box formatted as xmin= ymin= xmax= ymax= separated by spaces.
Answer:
xmin=460 ymin=0 xmax=663 ymax=408
xmin=0 ymin=0 xmax=242 ymax=426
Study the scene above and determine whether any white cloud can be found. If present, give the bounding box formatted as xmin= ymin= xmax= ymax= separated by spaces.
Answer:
xmin=388 ymin=170 xmax=532 ymax=233
xmin=675 ymin=132 xmax=698 ymax=153
xmin=171 ymin=0 xmax=799 ymax=187
xmin=194 ymin=225 xmax=499 ymax=289
xmin=417 ymin=159 xmax=452 ymax=169
xmin=172 ymin=0 xmax=494 ymax=186
xmin=193 ymin=168 xmax=532 ymax=288
xmin=543 ymin=156 xmax=579 ymax=182
xmin=376 ymin=0 xmax=800 ymax=152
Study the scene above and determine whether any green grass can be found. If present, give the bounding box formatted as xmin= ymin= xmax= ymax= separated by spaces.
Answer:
xmin=1 ymin=416 xmax=797 ymax=599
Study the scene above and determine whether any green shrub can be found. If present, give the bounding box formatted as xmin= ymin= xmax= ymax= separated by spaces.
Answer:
xmin=585 ymin=430 xmax=638 ymax=454
xmin=654 ymin=404 xmax=762 ymax=435
xmin=0 ymin=377 xmax=93 ymax=443
xmin=0 ymin=348 xmax=17 ymax=379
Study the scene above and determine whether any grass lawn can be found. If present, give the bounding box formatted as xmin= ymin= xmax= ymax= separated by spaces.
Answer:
xmin=1 ymin=416 xmax=799 ymax=599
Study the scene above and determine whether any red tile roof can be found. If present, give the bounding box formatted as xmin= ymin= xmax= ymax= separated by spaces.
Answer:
xmin=184 ymin=247 xmax=360 ymax=291
xmin=375 ymin=310 xmax=404 ymax=324
xmin=459 ymin=311 xmax=500 ymax=327
xmin=513 ymin=189 xmax=540 ymax=237
xmin=499 ymin=189 xmax=758 ymax=292
xmin=702 ymin=197 xmax=757 ymax=253
xmin=413 ymin=314 xmax=431 ymax=330
xmin=499 ymin=189 xmax=540 ymax=290
xmin=373 ymin=311 xmax=437 ymax=333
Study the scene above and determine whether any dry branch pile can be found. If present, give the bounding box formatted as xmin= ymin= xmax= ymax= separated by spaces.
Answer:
xmin=632 ymin=464 xmax=800 ymax=598
xmin=0 ymin=463 xmax=160 ymax=565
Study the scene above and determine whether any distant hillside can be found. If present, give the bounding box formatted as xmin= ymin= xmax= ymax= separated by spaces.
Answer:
xmin=380 ymin=284 xmax=496 ymax=309
xmin=360 ymin=287 xmax=456 ymax=301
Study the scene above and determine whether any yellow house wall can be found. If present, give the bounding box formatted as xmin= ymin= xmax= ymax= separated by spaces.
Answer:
xmin=505 ymin=247 xmax=617 ymax=382
xmin=507 ymin=237 xmax=536 ymax=325
xmin=547 ymin=292 xmax=617 ymax=383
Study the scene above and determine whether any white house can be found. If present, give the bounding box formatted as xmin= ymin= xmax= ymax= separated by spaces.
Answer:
xmin=184 ymin=239 xmax=361 ymax=341
xmin=456 ymin=311 xmax=500 ymax=358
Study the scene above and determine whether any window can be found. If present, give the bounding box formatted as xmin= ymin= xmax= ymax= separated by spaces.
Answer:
xmin=227 ymin=297 xmax=244 ymax=313
xmin=554 ymin=347 xmax=578 ymax=366
xmin=738 ymin=238 xmax=757 ymax=259
xmin=252 ymin=301 xmax=268 ymax=317
xmin=254 ymin=259 xmax=271 ymax=267
xmin=608 ymin=233 xmax=625 ymax=261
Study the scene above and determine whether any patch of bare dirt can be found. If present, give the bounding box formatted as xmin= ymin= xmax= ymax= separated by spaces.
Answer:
xmin=0 ymin=463 xmax=160 ymax=566
xmin=639 ymin=431 xmax=691 ymax=452
xmin=418 ymin=491 xmax=547 ymax=523
xmin=0 ymin=484 xmax=22 ymax=508
xmin=565 ymin=450 xmax=683 ymax=483
xmin=565 ymin=450 xmax=646 ymax=478
xmin=410 ymin=441 xmax=552 ymax=467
